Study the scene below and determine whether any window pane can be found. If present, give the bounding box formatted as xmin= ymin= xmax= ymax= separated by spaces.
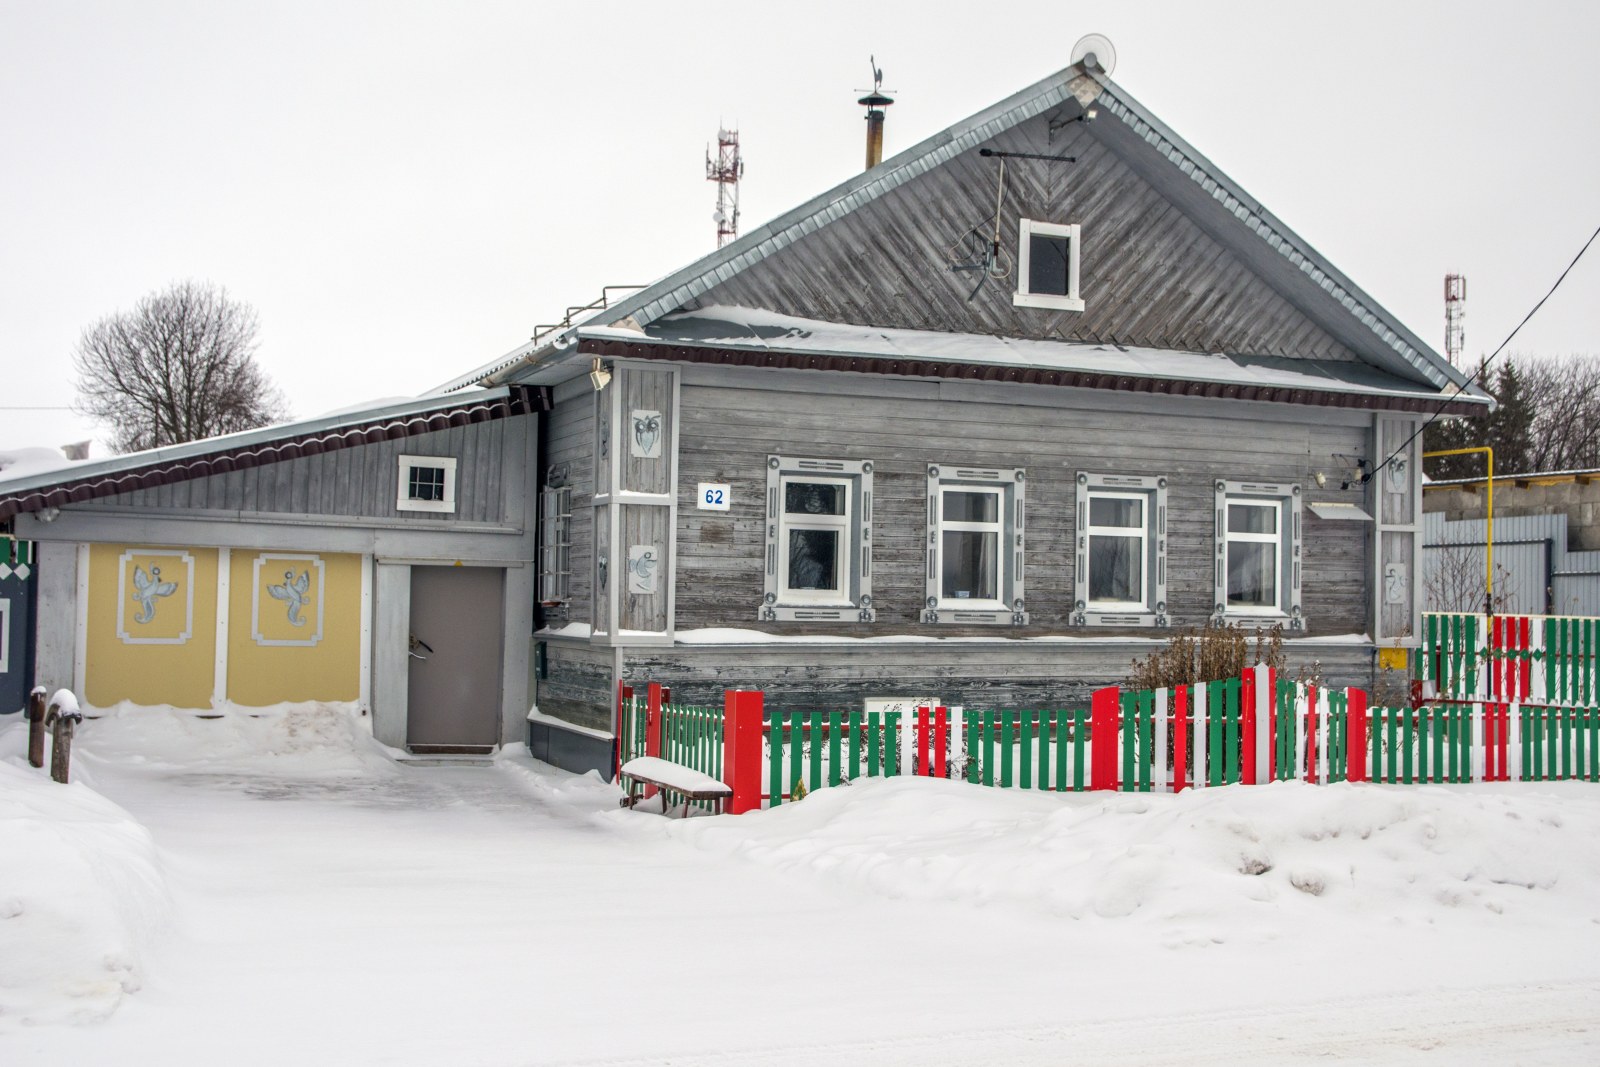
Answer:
xmin=1089 ymin=534 xmax=1142 ymax=602
xmin=942 ymin=530 xmax=997 ymax=600
xmin=788 ymin=529 xmax=839 ymax=591
xmin=785 ymin=482 xmax=845 ymax=516
xmin=943 ymin=490 xmax=998 ymax=524
xmin=1028 ymin=233 xmax=1070 ymax=296
xmin=1228 ymin=502 xmax=1276 ymax=534
xmin=409 ymin=466 xmax=445 ymax=501
xmin=1227 ymin=542 xmax=1277 ymax=607
xmin=1089 ymin=496 xmax=1142 ymax=529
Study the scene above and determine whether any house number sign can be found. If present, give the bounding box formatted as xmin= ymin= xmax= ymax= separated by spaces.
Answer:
xmin=697 ymin=483 xmax=731 ymax=511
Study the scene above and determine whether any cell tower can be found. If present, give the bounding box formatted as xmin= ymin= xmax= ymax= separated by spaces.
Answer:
xmin=1444 ymin=273 xmax=1467 ymax=368
xmin=706 ymin=128 xmax=744 ymax=249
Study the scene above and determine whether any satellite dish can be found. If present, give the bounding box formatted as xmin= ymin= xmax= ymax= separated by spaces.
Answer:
xmin=712 ymin=210 xmax=725 ymax=224
xmin=1071 ymin=33 xmax=1117 ymax=76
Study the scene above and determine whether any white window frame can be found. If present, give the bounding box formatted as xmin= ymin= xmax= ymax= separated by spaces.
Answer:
xmin=1214 ymin=479 xmax=1304 ymax=630
xmin=777 ymin=474 xmax=853 ymax=605
xmin=924 ymin=465 xmax=1027 ymax=626
xmin=1012 ymin=219 xmax=1084 ymax=312
xmin=538 ymin=483 xmax=573 ymax=608
xmin=396 ymin=455 xmax=458 ymax=514
xmin=759 ymin=456 xmax=874 ymax=623
xmin=1073 ymin=472 xmax=1168 ymax=628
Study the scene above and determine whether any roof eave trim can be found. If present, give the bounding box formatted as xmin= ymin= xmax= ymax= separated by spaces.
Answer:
xmin=578 ymin=336 xmax=1488 ymax=417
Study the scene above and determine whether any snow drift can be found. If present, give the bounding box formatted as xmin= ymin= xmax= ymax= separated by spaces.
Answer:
xmin=0 ymin=758 xmax=170 ymax=1028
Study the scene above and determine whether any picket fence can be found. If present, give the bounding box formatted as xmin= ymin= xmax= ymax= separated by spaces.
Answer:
xmin=1419 ymin=611 xmax=1600 ymax=706
xmin=616 ymin=670 xmax=1600 ymax=815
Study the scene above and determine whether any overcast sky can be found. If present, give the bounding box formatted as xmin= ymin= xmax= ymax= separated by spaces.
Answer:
xmin=3 ymin=0 xmax=1597 ymax=454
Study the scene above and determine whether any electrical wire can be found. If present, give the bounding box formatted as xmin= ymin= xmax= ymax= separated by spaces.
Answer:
xmin=1369 ymin=220 xmax=1600 ymax=484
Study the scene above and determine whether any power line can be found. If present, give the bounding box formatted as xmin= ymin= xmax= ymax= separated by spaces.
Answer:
xmin=1371 ymin=220 xmax=1600 ymax=483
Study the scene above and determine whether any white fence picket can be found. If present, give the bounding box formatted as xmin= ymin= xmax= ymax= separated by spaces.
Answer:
xmin=1192 ymin=683 xmax=1208 ymax=789
xmin=1153 ymin=687 xmax=1169 ymax=793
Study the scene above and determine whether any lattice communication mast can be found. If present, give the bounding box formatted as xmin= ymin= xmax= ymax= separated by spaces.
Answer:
xmin=706 ymin=128 xmax=744 ymax=249
xmin=1444 ymin=273 xmax=1467 ymax=368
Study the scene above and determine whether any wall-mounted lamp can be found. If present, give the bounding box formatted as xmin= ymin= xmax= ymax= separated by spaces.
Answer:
xmin=1048 ymin=105 xmax=1098 ymax=136
xmin=589 ymin=357 xmax=612 ymax=392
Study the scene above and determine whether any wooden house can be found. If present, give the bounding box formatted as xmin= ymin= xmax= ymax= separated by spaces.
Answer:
xmin=442 ymin=59 xmax=1488 ymax=772
xmin=1 ymin=58 xmax=1488 ymax=774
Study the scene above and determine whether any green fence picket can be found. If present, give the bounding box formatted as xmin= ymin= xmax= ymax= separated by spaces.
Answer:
xmin=885 ymin=712 xmax=900 ymax=777
xmin=768 ymin=715 xmax=784 ymax=806
xmin=1019 ymin=713 xmax=1034 ymax=790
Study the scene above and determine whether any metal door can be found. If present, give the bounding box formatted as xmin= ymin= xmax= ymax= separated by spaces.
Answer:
xmin=407 ymin=566 xmax=503 ymax=752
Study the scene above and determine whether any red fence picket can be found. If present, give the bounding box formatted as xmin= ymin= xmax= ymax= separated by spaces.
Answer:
xmin=1090 ymin=686 xmax=1119 ymax=791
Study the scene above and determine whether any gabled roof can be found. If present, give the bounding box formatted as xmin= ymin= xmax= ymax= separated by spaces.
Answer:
xmin=448 ymin=60 xmax=1482 ymax=403
xmin=0 ymin=387 xmax=547 ymax=521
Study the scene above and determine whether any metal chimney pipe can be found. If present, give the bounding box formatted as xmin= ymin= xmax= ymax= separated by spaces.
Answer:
xmin=859 ymin=89 xmax=894 ymax=170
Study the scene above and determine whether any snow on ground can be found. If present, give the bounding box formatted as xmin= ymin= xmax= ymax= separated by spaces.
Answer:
xmin=2 ymin=706 xmax=1599 ymax=1065
xmin=0 ymin=760 xmax=170 ymax=1027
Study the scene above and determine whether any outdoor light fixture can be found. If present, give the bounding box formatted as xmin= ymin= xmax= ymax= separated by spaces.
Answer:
xmin=1048 ymin=105 xmax=1097 ymax=136
xmin=589 ymin=357 xmax=612 ymax=392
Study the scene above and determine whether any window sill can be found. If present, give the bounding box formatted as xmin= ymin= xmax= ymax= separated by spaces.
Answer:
xmin=1217 ymin=608 xmax=1305 ymax=631
xmin=923 ymin=606 xmax=1028 ymax=626
xmin=1072 ymin=609 xmax=1166 ymax=629
xmin=1012 ymin=291 xmax=1084 ymax=313
xmin=758 ymin=601 xmax=875 ymax=623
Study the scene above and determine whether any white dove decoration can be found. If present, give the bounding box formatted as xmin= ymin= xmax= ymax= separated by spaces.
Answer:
xmin=267 ymin=569 xmax=312 ymax=626
xmin=130 ymin=564 xmax=177 ymax=624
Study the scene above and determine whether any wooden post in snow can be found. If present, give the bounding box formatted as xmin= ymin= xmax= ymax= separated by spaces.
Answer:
xmin=27 ymin=686 xmax=46 ymax=769
xmin=45 ymin=689 xmax=82 ymax=785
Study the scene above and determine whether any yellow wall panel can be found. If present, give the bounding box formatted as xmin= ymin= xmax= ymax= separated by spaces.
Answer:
xmin=85 ymin=544 xmax=217 ymax=708
xmin=226 ymin=551 xmax=361 ymax=706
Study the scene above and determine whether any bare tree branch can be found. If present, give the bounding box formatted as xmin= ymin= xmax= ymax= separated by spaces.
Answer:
xmin=73 ymin=281 xmax=290 ymax=453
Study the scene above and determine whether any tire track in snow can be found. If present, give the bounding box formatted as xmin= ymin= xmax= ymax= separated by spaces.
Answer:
xmin=560 ymin=979 xmax=1600 ymax=1066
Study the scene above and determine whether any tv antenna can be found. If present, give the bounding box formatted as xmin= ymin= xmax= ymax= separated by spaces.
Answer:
xmin=1070 ymin=33 xmax=1117 ymax=76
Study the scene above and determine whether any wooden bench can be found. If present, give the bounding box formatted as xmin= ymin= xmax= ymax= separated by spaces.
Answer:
xmin=619 ymin=756 xmax=733 ymax=817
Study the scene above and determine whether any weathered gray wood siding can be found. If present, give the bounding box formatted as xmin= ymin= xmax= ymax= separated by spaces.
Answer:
xmin=686 ymin=111 xmax=1361 ymax=363
xmin=622 ymin=641 xmax=1377 ymax=716
xmin=92 ymin=418 xmax=525 ymax=525
xmin=673 ymin=372 xmax=1371 ymax=638
xmin=538 ymin=639 xmax=614 ymax=732
xmin=545 ymin=387 xmax=594 ymax=623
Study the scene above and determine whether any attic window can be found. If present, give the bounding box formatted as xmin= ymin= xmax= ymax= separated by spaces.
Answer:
xmin=397 ymin=455 xmax=458 ymax=513
xmin=1012 ymin=219 xmax=1084 ymax=312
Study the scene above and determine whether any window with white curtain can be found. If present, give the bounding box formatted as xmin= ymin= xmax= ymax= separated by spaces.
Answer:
xmin=924 ymin=465 xmax=1026 ymax=625
xmin=1213 ymin=479 xmax=1304 ymax=629
xmin=1073 ymin=472 xmax=1167 ymax=628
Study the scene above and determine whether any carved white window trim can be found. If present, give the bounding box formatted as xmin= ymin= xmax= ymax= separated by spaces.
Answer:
xmin=1073 ymin=472 xmax=1168 ymax=628
xmin=539 ymin=484 xmax=573 ymax=608
xmin=396 ymin=455 xmax=458 ymax=514
xmin=759 ymin=456 xmax=874 ymax=623
xmin=1213 ymin=479 xmax=1305 ymax=630
xmin=923 ymin=465 xmax=1026 ymax=625
xmin=1012 ymin=219 xmax=1084 ymax=312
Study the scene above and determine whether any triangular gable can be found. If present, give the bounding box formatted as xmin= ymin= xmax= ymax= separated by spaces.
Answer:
xmin=467 ymin=62 xmax=1477 ymax=401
